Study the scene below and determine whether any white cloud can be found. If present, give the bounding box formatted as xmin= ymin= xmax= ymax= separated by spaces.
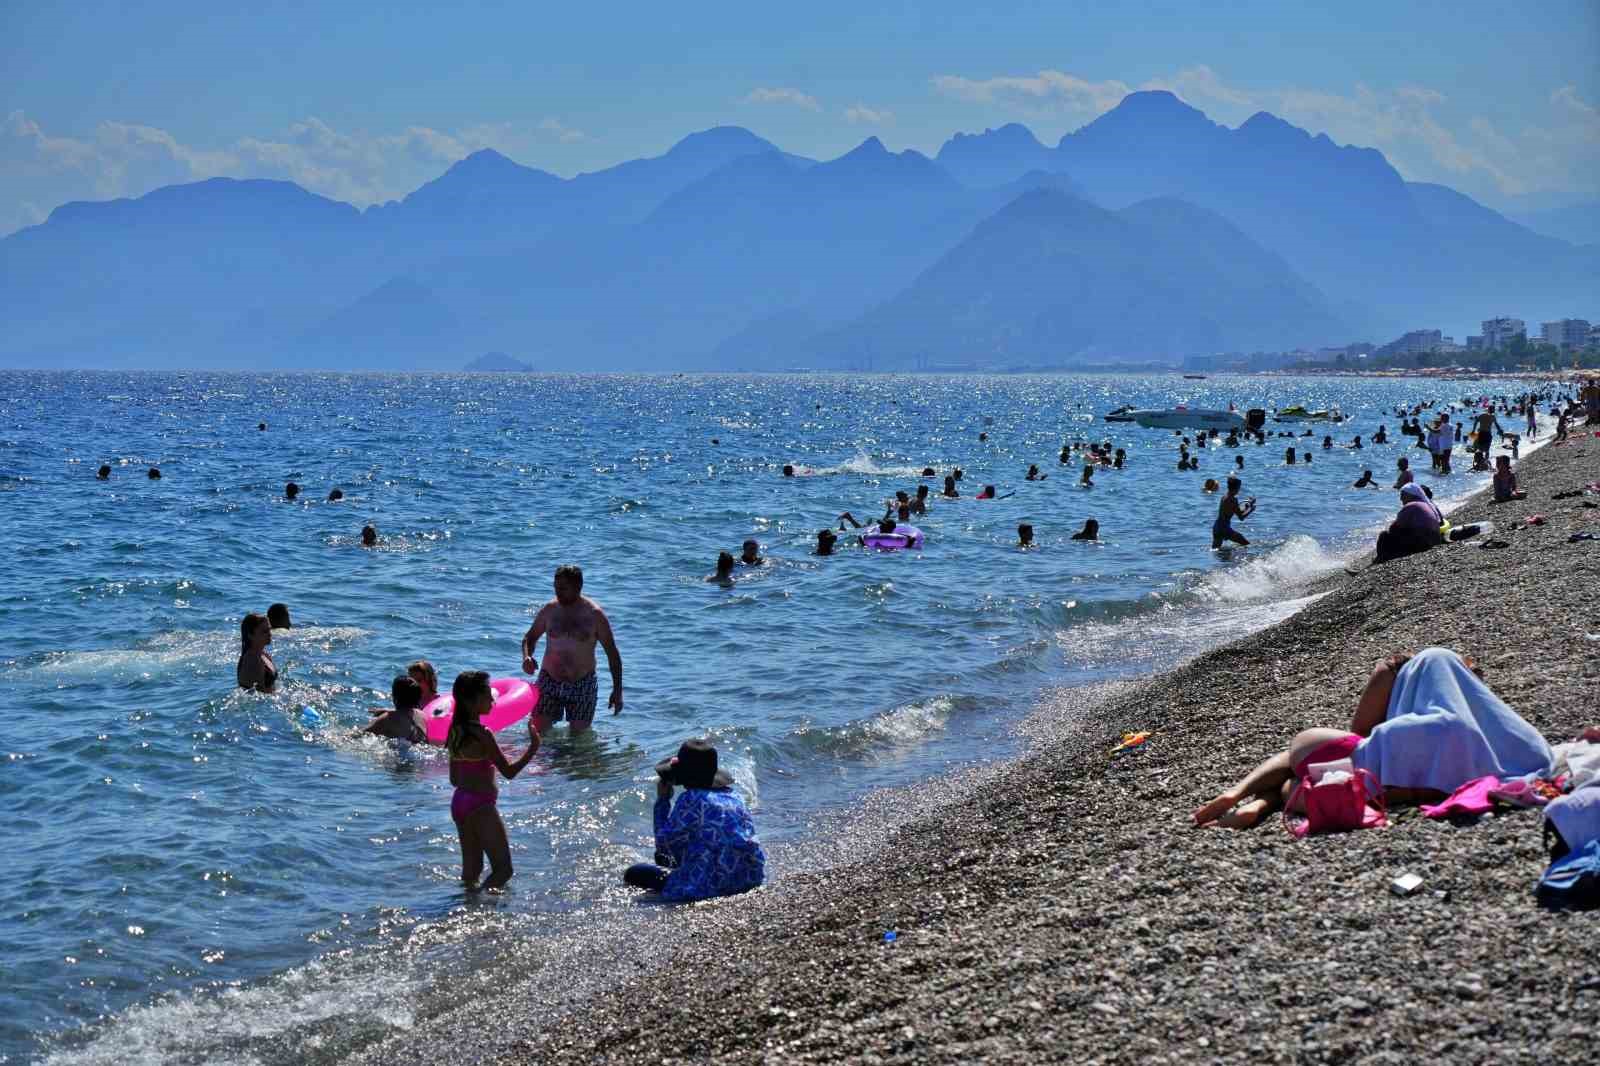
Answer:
xmin=743 ymin=87 xmax=821 ymax=112
xmin=0 ymin=111 xmax=591 ymax=233
xmin=931 ymin=71 xmax=1131 ymax=115
xmin=844 ymin=104 xmax=894 ymax=125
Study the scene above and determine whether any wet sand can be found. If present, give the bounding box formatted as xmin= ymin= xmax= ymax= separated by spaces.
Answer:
xmin=364 ymin=431 xmax=1599 ymax=1066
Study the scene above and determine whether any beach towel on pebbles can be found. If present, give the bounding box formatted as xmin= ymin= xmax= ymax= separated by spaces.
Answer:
xmin=1350 ymin=648 xmax=1554 ymax=792
xmin=1546 ymin=781 xmax=1600 ymax=854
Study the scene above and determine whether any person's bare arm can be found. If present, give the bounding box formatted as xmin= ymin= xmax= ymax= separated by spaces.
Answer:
xmin=521 ymin=609 xmax=548 ymax=674
xmin=596 ymin=607 xmax=623 ymax=713
xmin=488 ymin=721 xmax=540 ymax=779
xmin=1349 ymin=657 xmax=1404 ymax=736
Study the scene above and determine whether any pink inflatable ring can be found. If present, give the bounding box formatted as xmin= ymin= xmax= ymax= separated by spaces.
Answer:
xmin=423 ymin=676 xmax=540 ymax=745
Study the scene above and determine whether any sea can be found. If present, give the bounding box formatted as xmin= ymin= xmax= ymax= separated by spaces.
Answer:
xmin=0 ymin=370 xmax=1547 ymax=1064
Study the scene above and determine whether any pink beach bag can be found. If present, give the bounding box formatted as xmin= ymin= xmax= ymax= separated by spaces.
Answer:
xmin=1285 ymin=758 xmax=1387 ymax=838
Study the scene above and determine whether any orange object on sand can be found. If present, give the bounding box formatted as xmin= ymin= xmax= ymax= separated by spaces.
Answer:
xmin=1111 ymin=731 xmax=1152 ymax=754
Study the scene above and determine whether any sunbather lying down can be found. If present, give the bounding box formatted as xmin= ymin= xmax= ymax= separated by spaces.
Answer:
xmin=1194 ymin=647 xmax=1556 ymax=829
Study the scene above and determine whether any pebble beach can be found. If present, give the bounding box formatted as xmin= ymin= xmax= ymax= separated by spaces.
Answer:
xmin=420 ymin=430 xmax=1600 ymax=1065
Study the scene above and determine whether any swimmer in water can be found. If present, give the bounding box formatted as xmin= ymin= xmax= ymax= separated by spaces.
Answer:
xmin=1284 ymin=447 xmax=1296 ymax=465
xmin=96 ymin=464 xmax=111 ymax=479
xmin=1081 ymin=466 xmax=1094 ymax=487
xmin=1203 ymin=478 xmax=1220 ymax=493
xmin=408 ymin=660 xmax=440 ymax=707
xmin=1026 ymin=464 xmax=1044 ymax=481
xmin=267 ymin=603 xmax=291 ymax=629
xmin=1354 ymin=469 xmax=1376 ymax=488
xmin=1113 ymin=449 xmax=1125 ymax=470
xmin=361 ymin=525 xmax=378 ymax=547
xmin=739 ymin=539 xmax=762 ymax=565
xmin=816 ymin=529 xmax=837 ymax=555
xmin=977 ymin=485 xmax=996 ymax=500
xmin=327 ymin=488 xmax=344 ymax=501
xmin=910 ymin=485 xmax=929 ymax=515
xmin=148 ymin=467 xmax=161 ymax=479
xmin=446 ymin=670 xmax=540 ymax=890
xmin=1211 ymin=477 xmax=1256 ymax=549
xmin=236 ymin=612 xmax=276 ymax=692
xmin=1071 ymin=519 xmax=1099 ymax=542
xmin=285 ymin=482 xmax=300 ymax=501
xmin=942 ymin=476 xmax=960 ymax=498
xmin=1017 ymin=523 xmax=1034 ymax=548
xmin=708 ymin=552 xmax=736 ymax=586
xmin=921 ymin=467 xmax=936 ymax=477
xmin=365 ymin=675 xmax=428 ymax=743
xmin=1235 ymin=455 xmax=1244 ymax=470
xmin=782 ymin=465 xmax=795 ymax=477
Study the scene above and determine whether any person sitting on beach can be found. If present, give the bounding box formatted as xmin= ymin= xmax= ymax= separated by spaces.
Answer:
xmin=942 ymin=476 xmax=960 ymax=498
xmin=1470 ymin=449 xmax=1492 ymax=473
xmin=1556 ymin=409 xmax=1569 ymax=442
xmin=1018 ymin=523 xmax=1035 ymax=548
xmin=267 ymin=603 xmax=291 ymax=629
xmin=1192 ymin=649 xmax=1553 ymax=829
xmin=1070 ymin=519 xmax=1099 ymax=542
xmin=446 ymin=671 xmax=540 ymax=889
xmin=708 ymin=551 xmax=736 ymax=586
xmin=96 ymin=464 xmax=111 ymax=479
xmin=623 ymin=739 xmax=765 ymax=902
xmin=739 ymin=539 xmax=762 ymax=565
xmin=1353 ymin=469 xmax=1376 ymax=489
xmin=361 ymin=525 xmax=378 ymax=547
xmin=1393 ymin=457 xmax=1413 ymax=489
xmin=1492 ymin=455 xmax=1526 ymax=502
xmin=236 ymin=612 xmax=277 ymax=693
xmin=1375 ymin=484 xmax=1444 ymax=564
xmin=365 ymin=675 xmax=428 ymax=743
xmin=1212 ymin=478 xmax=1255 ymax=549
xmin=816 ymin=529 xmax=837 ymax=556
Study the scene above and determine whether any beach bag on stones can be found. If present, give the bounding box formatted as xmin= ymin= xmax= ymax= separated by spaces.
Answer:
xmin=1284 ymin=765 xmax=1386 ymax=838
xmin=1536 ymin=839 xmax=1600 ymax=910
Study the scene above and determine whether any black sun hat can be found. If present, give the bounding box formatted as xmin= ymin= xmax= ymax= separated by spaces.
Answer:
xmin=655 ymin=738 xmax=733 ymax=789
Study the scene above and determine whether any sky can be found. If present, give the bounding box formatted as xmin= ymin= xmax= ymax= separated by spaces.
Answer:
xmin=3 ymin=0 xmax=1598 ymax=235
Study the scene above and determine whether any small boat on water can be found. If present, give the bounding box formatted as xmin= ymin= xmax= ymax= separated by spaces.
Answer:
xmin=1183 ymin=374 xmax=1208 ymax=379
xmin=1274 ymin=404 xmax=1345 ymax=423
xmin=1129 ymin=404 xmax=1248 ymax=431
xmin=1102 ymin=405 xmax=1139 ymax=422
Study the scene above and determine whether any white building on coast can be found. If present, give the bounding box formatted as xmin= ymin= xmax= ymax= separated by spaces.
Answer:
xmin=1541 ymin=319 xmax=1592 ymax=350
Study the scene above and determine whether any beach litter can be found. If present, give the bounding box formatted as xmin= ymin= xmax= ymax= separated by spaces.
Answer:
xmin=882 ymin=930 xmax=898 ymax=943
xmin=1110 ymin=731 xmax=1153 ymax=755
xmin=1390 ymin=872 xmax=1424 ymax=897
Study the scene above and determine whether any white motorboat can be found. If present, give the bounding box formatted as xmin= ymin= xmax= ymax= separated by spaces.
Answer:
xmin=1129 ymin=405 xmax=1249 ymax=431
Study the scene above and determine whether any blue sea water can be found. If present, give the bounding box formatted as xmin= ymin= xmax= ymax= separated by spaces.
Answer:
xmin=0 ymin=371 xmax=1541 ymax=1064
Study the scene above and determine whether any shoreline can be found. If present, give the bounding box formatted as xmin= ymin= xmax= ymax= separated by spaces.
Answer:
xmin=450 ymin=431 xmax=1600 ymax=1064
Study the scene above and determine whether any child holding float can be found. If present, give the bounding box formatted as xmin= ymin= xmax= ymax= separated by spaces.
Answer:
xmin=445 ymin=670 xmax=540 ymax=890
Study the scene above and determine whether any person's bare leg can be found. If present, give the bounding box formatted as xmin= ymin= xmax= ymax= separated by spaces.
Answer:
xmin=1193 ymin=750 xmax=1292 ymax=826
xmin=474 ymin=807 xmax=515 ymax=889
xmin=458 ymin=818 xmax=484 ymax=889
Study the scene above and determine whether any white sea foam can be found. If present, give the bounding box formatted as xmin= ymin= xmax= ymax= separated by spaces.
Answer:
xmin=39 ymin=953 xmax=419 ymax=1066
xmin=807 ymin=452 xmax=928 ymax=478
xmin=1191 ymin=534 xmax=1349 ymax=605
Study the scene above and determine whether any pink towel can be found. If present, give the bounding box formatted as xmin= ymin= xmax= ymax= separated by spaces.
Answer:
xmin=1421 ymin=775 xmax=1501 ymax=818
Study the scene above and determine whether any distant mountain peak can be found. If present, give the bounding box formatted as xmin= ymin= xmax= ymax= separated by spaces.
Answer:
xmin=1239 ymin=111 xmax=1307 ymax=140
xmin=666 ymin=126 xmax=777 ymax=157
xmin=846 ymin=135 xmax=889 ymax=157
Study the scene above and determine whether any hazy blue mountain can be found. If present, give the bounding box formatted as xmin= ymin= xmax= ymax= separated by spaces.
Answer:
xmin=0 ymin=178 xmax=369 ymax=365
xmin=935 ymin=123 xmax=1060 ymax=188
xmin=298 ymin=277 xmax=464 ymax=367
xmin=1510 ymin=201 xmax=1600 ymax=247
xmin=807 ymin=188 xmax=1347 ymax=367
xmin=464 ymin=351 xmax=535 ymax=372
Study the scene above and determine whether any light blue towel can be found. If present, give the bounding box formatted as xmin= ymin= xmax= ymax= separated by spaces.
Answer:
xmin=1352 ymin=648 xmax=1553 ymax=791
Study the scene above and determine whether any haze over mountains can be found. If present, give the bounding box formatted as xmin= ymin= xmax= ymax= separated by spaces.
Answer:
xmin=2 ymin=91 xmax=1595 ymax=371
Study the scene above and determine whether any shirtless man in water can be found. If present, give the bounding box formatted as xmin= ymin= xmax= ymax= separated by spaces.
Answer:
xmin=520 ymin=565 xmax=623 ymax=734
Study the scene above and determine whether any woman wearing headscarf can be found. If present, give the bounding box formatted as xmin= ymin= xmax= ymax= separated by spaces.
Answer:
xmin=1375 ymin=483 xmax=1444 ymax=563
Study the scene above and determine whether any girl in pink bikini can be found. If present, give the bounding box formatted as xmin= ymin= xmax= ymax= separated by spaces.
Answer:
xmin=446 ymin=671 xmax=540 ymax=889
